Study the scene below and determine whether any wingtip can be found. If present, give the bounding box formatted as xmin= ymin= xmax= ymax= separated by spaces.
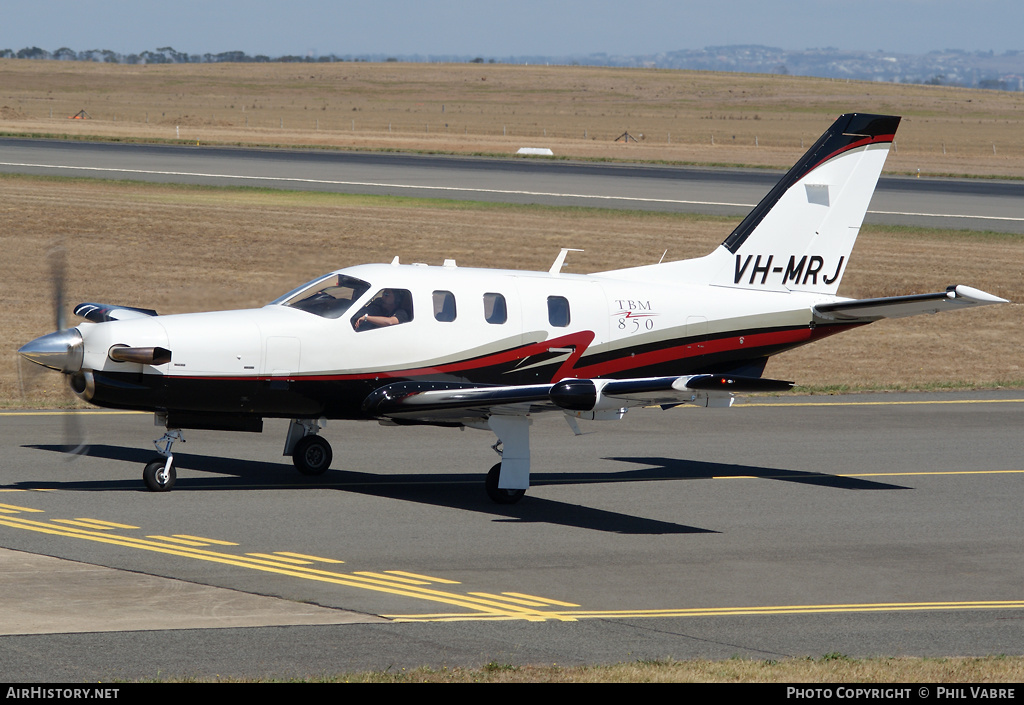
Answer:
xmin=951 ymin=285 xmax=1010 ymax=305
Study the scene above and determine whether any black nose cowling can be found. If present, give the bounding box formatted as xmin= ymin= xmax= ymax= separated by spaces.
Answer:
xmin=18 ymin=329 xmax=84 ymax=373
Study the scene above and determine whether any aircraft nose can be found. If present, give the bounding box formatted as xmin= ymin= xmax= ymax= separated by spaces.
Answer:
xmin=18 ymin=329 xmax=84 ymax=373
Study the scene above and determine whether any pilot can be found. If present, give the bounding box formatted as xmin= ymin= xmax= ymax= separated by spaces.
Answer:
xmin=355 ymin=289 xmax=411 ymax=330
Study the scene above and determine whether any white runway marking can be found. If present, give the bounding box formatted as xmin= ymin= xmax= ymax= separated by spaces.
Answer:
xmin=3 ymin=160 xmax=1022 ymax=223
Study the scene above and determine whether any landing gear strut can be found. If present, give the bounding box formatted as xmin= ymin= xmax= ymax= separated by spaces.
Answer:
xmin=485 ymin=462 xmax=525 ymax=504
xmin=144 ymin=428 xmax=183 ymax=492
xmin=485 ymin=415 xmax=531 ymax=504
xmin=293 ymin=434 xmax=333 ymax=475
xmin=284 ymin=418 xmax=332 ymax=476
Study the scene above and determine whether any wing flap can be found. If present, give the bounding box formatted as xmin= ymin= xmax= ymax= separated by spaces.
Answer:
xmin=813 ymin=285 xmax=1007 ymax=321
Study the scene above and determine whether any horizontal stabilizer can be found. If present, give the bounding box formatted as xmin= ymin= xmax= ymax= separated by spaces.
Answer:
xmin=813 ymin=285 xmax=1008 ymax=321
xmin=74 ymin=302 xmax=158 ymax=323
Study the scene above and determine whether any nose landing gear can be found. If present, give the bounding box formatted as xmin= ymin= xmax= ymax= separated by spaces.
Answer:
xmin=144 ymin=429 xmax=183 ymax=492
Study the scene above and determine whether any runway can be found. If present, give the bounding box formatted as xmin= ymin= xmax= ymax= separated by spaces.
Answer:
xmin=1 ymin=138 xmax=1022 ymax=232
xmin=2 ymin=391 xmax=1023 ymax=680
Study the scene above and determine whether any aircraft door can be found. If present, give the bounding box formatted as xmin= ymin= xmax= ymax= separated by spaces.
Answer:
xmin=265 ymin=336 xmax=301 ymax=376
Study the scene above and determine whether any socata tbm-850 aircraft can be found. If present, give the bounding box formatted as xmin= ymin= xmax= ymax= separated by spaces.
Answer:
xmin=19 ymin=113 xmax=1007 ymax=502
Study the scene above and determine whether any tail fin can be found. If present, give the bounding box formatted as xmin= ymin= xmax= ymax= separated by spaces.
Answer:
xmin=598 ymin=114 xmax=900 ymax=294
xmin=716 ymin=113 xmax=899 ymax=294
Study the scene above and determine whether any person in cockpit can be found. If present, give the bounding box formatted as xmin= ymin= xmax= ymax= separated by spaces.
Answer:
xmin=354 ymin=288 xmax=412 ymax=330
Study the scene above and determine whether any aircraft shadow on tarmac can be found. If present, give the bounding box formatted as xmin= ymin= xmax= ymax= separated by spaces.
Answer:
xmin=21 ymin=444 xmax=906 ymax=535
xmin=605 ymin=456 xmax=909 ymax=491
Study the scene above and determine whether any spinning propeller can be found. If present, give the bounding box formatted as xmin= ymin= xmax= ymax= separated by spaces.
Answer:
xmin=18 ymin=243 xmax=89 ymax=457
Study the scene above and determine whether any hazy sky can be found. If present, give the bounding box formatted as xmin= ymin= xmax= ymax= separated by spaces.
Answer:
xmin=2 ymin=1 xmax=1021 ymax=58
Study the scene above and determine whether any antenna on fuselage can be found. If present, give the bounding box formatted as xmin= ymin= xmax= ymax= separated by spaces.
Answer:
xmin=549 ymin=248 xmax=583 ymax=275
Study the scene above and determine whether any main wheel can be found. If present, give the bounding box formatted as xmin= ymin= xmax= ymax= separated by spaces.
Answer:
xmin=293 ymin=435 xmax=333 ymax=476
xmin=143 ymin=457 xmax=176 ymax=492
xmin=485 ymin=462 xmax=526 ymax=504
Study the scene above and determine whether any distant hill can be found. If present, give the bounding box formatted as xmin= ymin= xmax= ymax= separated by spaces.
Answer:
xmin=3 ymin=44 xmax=1021 ymax=91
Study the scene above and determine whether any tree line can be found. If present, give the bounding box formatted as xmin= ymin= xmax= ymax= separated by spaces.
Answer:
xmin=0 ymin=46 xmax=357 ymax=64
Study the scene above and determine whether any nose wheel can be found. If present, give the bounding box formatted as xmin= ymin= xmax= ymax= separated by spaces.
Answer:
xmin=143 ymin=428 xmax=183 ymax=492
xmin=143 ymin=457 xmax=176 ymax=492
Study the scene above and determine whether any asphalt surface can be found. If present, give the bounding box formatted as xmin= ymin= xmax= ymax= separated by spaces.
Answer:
xmin=1 ymin=138 xmax=1022 ymax=232
xmin=2 ymin=142 xmax=1022 ymax=681
xmin=2 ymin=391 xmax=1023 ymax=680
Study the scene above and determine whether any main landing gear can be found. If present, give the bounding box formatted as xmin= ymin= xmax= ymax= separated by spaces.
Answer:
xmin=485 ymin=415 xmax=531 ymax=505
xmin=285 ymin=418 xmax=332 ymax=476
xmin=485 ymin=462 xmax=525 ymax=504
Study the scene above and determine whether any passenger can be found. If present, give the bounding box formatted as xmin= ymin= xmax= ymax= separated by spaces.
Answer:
xmin=354 ymin=289 xmax=411 ymax=330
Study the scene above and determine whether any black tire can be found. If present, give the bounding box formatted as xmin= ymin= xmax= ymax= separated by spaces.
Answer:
xmin=293 ymin=435 xmax=333 ymax=476
xmin=143 ymin=457 xmax=176 ymax=492
xmin=485 ymin=462 xmax=525 ymax=504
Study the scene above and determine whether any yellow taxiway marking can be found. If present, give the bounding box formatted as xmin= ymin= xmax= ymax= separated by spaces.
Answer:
xmin=147 ymin=535 xmax=211 ymax=546
xmin=355 ymin=571 xmax=431 ymax=585
xmin=4 ymin=505 xmax=1021 ymax=625
xmin=503 ymin=592 xmax=581 ymax=607
xmin=54 ymin=519 xmax=137 ymax=530
xmin=469 ymin=592 xmax=554 ymax=607
xmin=385 ymin=570 xmax=459 ymax=584
xmin=274 ymin=552 xmax=344 ymax=563
xmin=80 ymin=519 xmax=139 ymax=529
xmin=385 ymin=599 xmax=1024 ymax=623
xmin=173 ymin=534 xmax=238 ymax=546
xmin=0 ymin=511 xmax=577 ymax=621
xmin=0 ymin=503 xmax=46 ymax=513
xmin=245 ymin=552 xmax=313 ymax=564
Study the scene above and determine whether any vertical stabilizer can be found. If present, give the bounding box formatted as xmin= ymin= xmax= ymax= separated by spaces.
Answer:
xmin=597 ymin=114 xmax=901 ymax=293
xmin=715 ymin=113 xmax=900 ymax=294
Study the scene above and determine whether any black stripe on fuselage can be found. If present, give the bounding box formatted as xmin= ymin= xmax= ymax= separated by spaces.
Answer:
xmin=84 ymin=320 xmax=862 ymax=421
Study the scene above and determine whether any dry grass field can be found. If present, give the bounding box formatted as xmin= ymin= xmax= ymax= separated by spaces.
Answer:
xmin=1 ymin=60 xmax=1022 ymax=406
xmin=3 ymin=175 xmax=1022 ymax=407
xmin=1 ymin=59 xmax=1023 ymax=176
xmin=188 ymin=655 xmax=1024 ymax=683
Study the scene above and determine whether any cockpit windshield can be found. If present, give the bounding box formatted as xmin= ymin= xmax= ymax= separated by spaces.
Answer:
xmin=273 ymin=274 xmax=371 ymax=319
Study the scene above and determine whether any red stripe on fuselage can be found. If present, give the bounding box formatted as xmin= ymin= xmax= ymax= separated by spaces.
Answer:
xmin=166 ymin=323 xmax=858 ymax=386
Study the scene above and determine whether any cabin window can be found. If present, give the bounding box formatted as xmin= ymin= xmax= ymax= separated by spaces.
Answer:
xmin=547 ymin=296 xmax=570 ymax=327
xmin=352 ymin=288 xmax=413 ymax=331
xmin=483 ymin=292 xmax=507 ymax=324
xmin=280 ymin=274 xmax=371 ymax=319
xmin=432 ymin=290 xmax=457 ymax=322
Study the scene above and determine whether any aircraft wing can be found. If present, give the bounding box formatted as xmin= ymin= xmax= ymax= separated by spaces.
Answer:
xmin=813 ymin=285 xmax=1008 ymax=322
xmin=362 ymin=374 xmax=794 ymax=423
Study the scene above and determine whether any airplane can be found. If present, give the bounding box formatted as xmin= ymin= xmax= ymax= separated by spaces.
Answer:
xmin=18 ymin=113 xmax=1008 ymax=503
